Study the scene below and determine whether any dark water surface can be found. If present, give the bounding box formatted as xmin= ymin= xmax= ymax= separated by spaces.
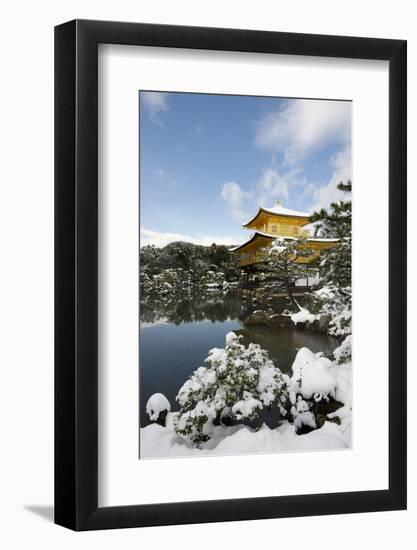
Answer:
xmin=139 ymin=292 xmax=339 ymax=427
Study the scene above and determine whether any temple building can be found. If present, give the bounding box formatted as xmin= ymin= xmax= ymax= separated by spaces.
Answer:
xmin=232 ymin=201 xmax=338 ymax=269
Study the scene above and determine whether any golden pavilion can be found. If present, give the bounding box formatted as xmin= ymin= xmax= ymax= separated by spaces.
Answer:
xmin=232 ymin=201 xmax=338 ymax=269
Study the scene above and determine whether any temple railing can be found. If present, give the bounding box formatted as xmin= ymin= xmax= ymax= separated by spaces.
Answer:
xmin=262 ymin=227 xmax=311 ymax=238
xmin=236 ymin=251 xmax=267 ymax=267
xmin=235 ymin=247 xmax=321 ymax=267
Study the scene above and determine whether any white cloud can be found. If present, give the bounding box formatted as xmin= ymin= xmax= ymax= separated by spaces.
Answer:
xmin=220 ymin=147 xmax=351 ymax=220
xmin=256 ymin=167 xmax=290 ymax=205
xmin=220 ymin=168 xmax=301 ymax=223
xmin=311 ymin=146 xmax=351 ymax=211
xmin=251 ymin=99 xmax=352 ymax=212
xmin=255 ymin=99 xmax=351 ymax=163
xmin=220 ymin=181 xmax=252 ymax=222
xmin=142 ymin=92 xmax=169 ymax=124
xmin=141 ymin=227 xmax=244 ymax=248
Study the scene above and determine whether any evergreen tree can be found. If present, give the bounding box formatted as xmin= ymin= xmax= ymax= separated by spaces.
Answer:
xmin=307 ymin=181 xmax=352 ymax=337
xmin=310 ymin=181 xmax=351 ymax=289
xmin=261 ymin=237 xmax=316 ymax=311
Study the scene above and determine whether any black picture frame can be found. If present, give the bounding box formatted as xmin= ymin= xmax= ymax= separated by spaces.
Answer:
xmin=55 ymin=19 xmax=407 ymax=531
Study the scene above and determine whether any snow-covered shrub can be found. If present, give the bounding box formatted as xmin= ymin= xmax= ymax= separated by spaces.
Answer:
xmin=295 ymin=395 xmax=310 ymax=414
xmin=146 ymin=393 xmax=171 ymax=426
xmin=332 ymin=363 xmax=352 ymax=407
xmin=333 ymin=334 xmax=352 ymax=364
xmin=290 ymin=393 xmax=320 ymax=435
xmin=312 ymin=283 xmax=351 ymax=337
xmin=289 ymin=347 xmax=337 ymax=400
xmin=294 ymin=411 xmax=317 ymax=433
xmin=290 ymin=308 xmax=317 ymax=326
xmin=173 ymin=401 xmax=216 ymax=445
xmin=173 ymin=332 xmax=289 ymax=446
xmin=287 ymin=347 xmax=352 ymax=433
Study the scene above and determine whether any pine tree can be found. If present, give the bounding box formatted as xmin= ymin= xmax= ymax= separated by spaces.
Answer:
xmin=308 ymin=181 xmax=352 ymax=337
xmin=310 ymin=181 xmax=351 ymax=289
xmin=261 ymin=237 xmax=316 ymax=311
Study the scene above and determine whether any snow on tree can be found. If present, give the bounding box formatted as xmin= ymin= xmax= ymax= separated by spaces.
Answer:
xmin=306 ymin=181 xmax=352 ymax=336
xmin=199 ymin=270 xmax=229 ymax=290
xmin=173 ymin=332 xmax=289 ymax=447
xmin=310 ymin=181 xmax=352 ymax=289
xmin=261 ymin=237 xmax=316 ymax=312
xmin=142 ymin=268 xmax=192 ymax=298
xmin=140 ymin=241 xmax=239 ymax=291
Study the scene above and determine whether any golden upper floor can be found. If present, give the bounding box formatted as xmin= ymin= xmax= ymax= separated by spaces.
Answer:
xmin=242 ymin=202 xmax=311 ymax=238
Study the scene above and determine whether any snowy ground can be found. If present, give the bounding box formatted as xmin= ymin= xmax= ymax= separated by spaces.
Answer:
xmin=140 ymin=415 xmax=351 ymax=458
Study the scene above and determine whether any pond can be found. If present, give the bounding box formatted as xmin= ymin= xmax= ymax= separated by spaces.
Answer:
xmin=139 ymin=291 xmax=339 ymax=427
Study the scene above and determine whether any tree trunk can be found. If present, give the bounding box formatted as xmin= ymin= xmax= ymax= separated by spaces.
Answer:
xmin=284 ymin=278 xmax=301 ymax=311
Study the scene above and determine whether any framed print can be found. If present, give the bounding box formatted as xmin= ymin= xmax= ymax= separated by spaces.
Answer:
xmin=55 ymin=20 xmax=407 ymax=530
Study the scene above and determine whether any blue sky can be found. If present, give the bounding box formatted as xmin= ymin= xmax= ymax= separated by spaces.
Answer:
xmin=140 ymin=91 xmax=351 ymax=247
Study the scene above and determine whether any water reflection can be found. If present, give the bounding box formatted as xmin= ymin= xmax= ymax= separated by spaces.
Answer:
xmin=140 ymin=290 xmax=250 ymax=326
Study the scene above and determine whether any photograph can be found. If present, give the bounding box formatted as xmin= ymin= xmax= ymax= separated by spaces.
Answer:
xmin=139 ymin=91 xmax=352 ymax=459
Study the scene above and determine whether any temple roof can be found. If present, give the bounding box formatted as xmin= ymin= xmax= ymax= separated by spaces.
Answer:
xmin=231 ymin=231 xmax=339 ymax=252
xmin=242 ymin=204 xmax=310 ymax=227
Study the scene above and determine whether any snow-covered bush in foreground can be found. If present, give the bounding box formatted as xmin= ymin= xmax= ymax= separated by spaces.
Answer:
xmin=288 ymin=347 xmax=351 ymax=408
xmin=173 ymin=332 xmax=289 ymax=446
xmin=294 ymin=411 xmax=317 ymax=433
xmin=289 ymin=347 xmax=337 ymax=400
xmin=290 ymin=395 xmax=317 ymax=434
xmin=146 ymin=393 xmax=171 ymax=426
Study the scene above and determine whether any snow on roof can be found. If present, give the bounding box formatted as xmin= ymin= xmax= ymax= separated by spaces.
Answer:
xmin=230 ymin=231 xmax=339 ymax=252
xmin=301 ymin=221 xmax=318 ymax=234
xmin=307 ymin=238 xmax=339 ymax=243
xmin=261 ymin=204 xmax=310 ymax=218
xmin=242 ymin=203 xmax=310 ymax=227
xmin=230 ymin=231 xmax=273 ymax=252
